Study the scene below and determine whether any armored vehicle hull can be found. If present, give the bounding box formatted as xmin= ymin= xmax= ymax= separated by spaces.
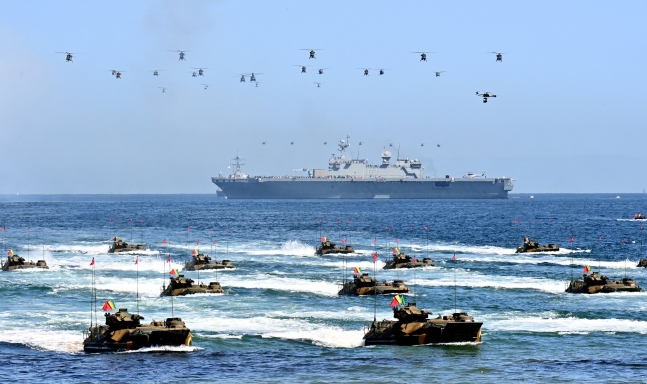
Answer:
xmin=316 ymin=241 xmax=354 ymax=255
xmin=339 ymin=274 xmax=409 ymax=295
xmin=108 ymin=239 xmax=145 ymax=253
xmin=566 ymin=272 xmax=641 ymax=294
xmin=212 ymin=138 xmax=513 ymax=199
xmin=516 ymin=239 xmax=559 ymax=253
xmin=184 ymin=254 xmax=234 ymax=271
xmin=383 ymin=253 xmax=434 ymax=269
xmin=363 ymin=304 xmax=482 ymax=346
xmin=83 ymin=309 xmax=191 ymax=353
xmin=161 ymin=275 xmax=224 ymax=296
xmin=1 ymin=255 xmax=48 ymax=271
xmin=637 ymin=258 xmax=647 ymax=268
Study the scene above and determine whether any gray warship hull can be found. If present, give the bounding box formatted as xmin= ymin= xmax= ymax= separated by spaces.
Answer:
xmin=212 ymin=177 xmax=512 ymax=199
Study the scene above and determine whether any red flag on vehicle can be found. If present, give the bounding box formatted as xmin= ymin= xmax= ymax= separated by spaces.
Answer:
xmin=452 ymin=253 xmax=456 ymax=260
xmin=373 ymin=238 xmax=376 ymax=244
xmin=90 ymin=257 xmax=95 ymax=266
xmin=424 ymin=226 xmax=428 ymax=231
xmin=162 ymin=239 xmax=167 ymax=244
xmin=413 ymin=257 xmax=417 ymax=263
xmin=135 ymin=257 xmax=138 ymax=265
xmin=167 ymin=255 xmax=171 ymax=263
xmin=372 ymin=252 xmax=378 ymax=263
xmin=187 ymin=227 xmax=190 ymax=231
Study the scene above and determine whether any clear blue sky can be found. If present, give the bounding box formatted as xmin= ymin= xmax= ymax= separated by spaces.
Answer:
xmin=1 ymin=0 xmax=645 ymax=193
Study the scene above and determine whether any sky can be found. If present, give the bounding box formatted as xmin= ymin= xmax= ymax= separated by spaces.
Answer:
xmin=1 ymin=0 xmax=646 ymax=194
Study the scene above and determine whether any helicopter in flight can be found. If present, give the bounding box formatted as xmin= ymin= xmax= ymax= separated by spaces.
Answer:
xmin=202 ymin=84 xmax=209 ymax=90
xmin=358 ymin=68 xmax=371 ymax=76
xmin=323 ymin=142 xmax=327 ymax=145
xmin=294 ymin=65 xmax=310 ymax=73
xmin=57 ymin=52 xmax=77 ymax=62
xmin=488 ymin=52 xmax=507 ymax=62
xmin=378 ymin=69 xmax=390 ymax=75
xmin=159 ymin=87 xmax=166 ymax=93
xmin=169 ymin=50 xmax=189 ymax=61
xmin=262 ymin=141 xmax=266 ymax=145
xmin=192 ymin=68 xmax=207 ymax=76
xmin=317 ymin=68 xmax=329 ymax=75
xmin=413 ymin=52 xmax=434 ymax=62
xmin=476 ymin=91 xmax=497 ymax=103
xmin=290 ymin=141 xmax=294 ymax=145
xmin=300 ymin=49 xmax=323 ymax=59
xmin=314 ymin=82 xmax=321 ymax=88
xmin=249 ymin=73 xmax=263 ymax=82
xmin=359 ymin=141 xmax=363 ymax=145
xmin=110 ymin=70 xmax=124 ymax=79
xmin=434 ymin=71 xmax=445 ymax=77
xmin=237 ymin=74 xmax=248 ymax=82
xmin=152 ymin=70 xmax=163 ymax=76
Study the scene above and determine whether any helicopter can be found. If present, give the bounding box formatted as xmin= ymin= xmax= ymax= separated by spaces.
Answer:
xmin=152 ymin=70 xmax=163 ymax=76
xmin=159 ymin=87 xmax=166 ymax=93
xmin=236 ymin=74 xmax=247 ymax=82
xmin=317 ymin=68 xmax=330 ymax=75
xmin=300 ymin=49 xmax=323 ymax=59
xmin=169 ymin=50 xmax=188 ymax=61
xmin=294 ymin=65 xmax=310 ymax=73
xmin=437 ymin=144 xmax=441 ymax=147
xmin=202 ymin=84 xmax=209 ymax=90
xmin=434 ymin=71 xmax=445 ymax=77
xmin=488 ymin=52 xmax=507 ymax=62
xmin=358 ymin=68 xmax=371 ymax=76
xmin=314 ymin=82 xmax=321 ymax=88
xmin=323 ymin=142 xmax=327 ymax=145
xmin=110 ymin=70 xmax=124 ymax=79
xmin=191 ymin=72 xmax=198 ymax=78
xmin=192 ymin=68 xmax=207 ymax=76
xmin=262 ymin=141 xmax=266 ymax=145
xmin=249 ymin=72 xmax=263 ymax=82
xmin=413 ymin=52 xmax=434 ymax=62
xmin=378 ymin=69 xmax=390 ymax=75
xmin=476 ymin=91 xmax=497 ymax=103
xmin=359 ymin=141 xmax=363 ymax=145
xmin=421 ymin=143 xmax=424 ymax=146
xmin=57 ymin=52 xmax=77 ymax=62
xmin=290 ymin=141 xmax=294 ymax=145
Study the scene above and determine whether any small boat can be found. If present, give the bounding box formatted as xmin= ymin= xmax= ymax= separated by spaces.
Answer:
xmin=338 ymin=273 xmax=409 ymax=296
xmin=566 ymin=271 xmax=641 ymax=294
xmin=183 ymin=253 xmax=234 ymax=271
xmin=634 ymin=213 xmax=646 ymax=220
xmin=383 ymin=253 xmax=434 ymax=269
xmin=83 ymin=308 xmax=192 ymax=352
xmin=1 ymin=254 xmax=48 ymax=271
xmin=160 ymin=275 xmax=224 ymax=296
xmin=516 ymin=238 xmax=559 ymax=253
xmin=108 ymin=237 xmax=145 ymax=253
xmin=363 ymin=302 xmax=482 ymax=346
xmin=315 ymin=240 xmax=354 ymax=255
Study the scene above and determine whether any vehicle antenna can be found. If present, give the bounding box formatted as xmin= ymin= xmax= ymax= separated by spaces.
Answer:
xmin=136 ymin=256 xmax=139 ymax=315
xmin=41 ymin=228 xmax=45 ymax=260
xmin=27 ymin=227 xmax=30 ymax=259
xmin=373 ymin=237 xmax=377 ymax=322
xmin=130 ymin=218 xmax=133 ymax=244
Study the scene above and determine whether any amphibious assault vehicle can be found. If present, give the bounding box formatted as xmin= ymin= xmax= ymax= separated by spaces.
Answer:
xmin=566 ymin=271 xmax=642 ymax=294
xmin=516 ymin=238 xmax=559 ymax=253
xmin=637 ymin=258 xmax=647 ymax=268
xmin=108 ymin=238 xmax=145 ymax=253
xmin=161 ymin=275 xmax=224 ymax=296
xmin=183 ymin=253 xmax=234 ymax=271
xmin=1 ymin=255 xmax=48 ymax=271
xmin=338 ymin=273 xmax=409 ymax=295
xmin=316 ymin=240 xmax=354 ymax=255
xmin=383 ymin=253 xmax=435 ymax=269
xmin=83 ymin=308 xmax=192 ymax=352
xmin=363 ymin=303 xmax=482 ymax=346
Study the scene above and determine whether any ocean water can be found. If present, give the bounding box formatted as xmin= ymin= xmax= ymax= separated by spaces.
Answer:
xmin=0 ymin=194 xmax=646 ymax=383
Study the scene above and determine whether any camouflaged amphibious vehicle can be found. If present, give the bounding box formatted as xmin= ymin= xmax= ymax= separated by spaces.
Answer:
xmin=108 ymin=238 xmax=145 ymax=253
xmin=516 ymin=238 xmax=559 ymax=253
xmin=160 ymin=275 xmax=224 ymax=296
xmin=566 ymin=271 xmax=641 ymax=294
xmin=338 ymin=273 xmax=409 ymax=296
xmin=1 ymin=255 xmax=48 ymax=271
xmin=383 ymin=253 xmax=435 ymax=269
xmin=183 ymin=253 xmax=234 ymax=271
xmin=637 ymin=258 xmax=647 ymax=268
xmin=83 ymin=308 xmax=192 ymax=352
xmin=315 ymin=240 xmax=354 ymax=255
xmin=363 ymin=303 xmax=482 ymax=346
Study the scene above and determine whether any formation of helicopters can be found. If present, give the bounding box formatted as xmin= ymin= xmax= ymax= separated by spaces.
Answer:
xmin=58 ymin=48 xmax=506 ymax=101
xmin=261 ymin=140 xmax=441 ymax=147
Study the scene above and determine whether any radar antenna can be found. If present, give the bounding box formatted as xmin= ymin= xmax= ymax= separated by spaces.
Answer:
xmin=230 ymin=151 xmax=248 ymax=179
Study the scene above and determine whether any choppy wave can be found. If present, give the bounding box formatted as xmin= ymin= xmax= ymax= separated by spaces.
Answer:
xmin=488 ymin=316 xmax=647 ymax=334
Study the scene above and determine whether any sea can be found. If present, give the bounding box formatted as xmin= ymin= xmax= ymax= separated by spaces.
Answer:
xmin=0 ymin=194 xmax=646 ymax=383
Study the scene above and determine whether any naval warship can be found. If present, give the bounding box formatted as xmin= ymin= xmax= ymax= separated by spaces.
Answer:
xmin=212 ymin=137 xmax=514 ymax=199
